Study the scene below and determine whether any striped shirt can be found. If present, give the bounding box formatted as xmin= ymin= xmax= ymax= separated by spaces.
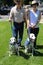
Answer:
xmin=9 ymin=5 xmax=25 ymax=23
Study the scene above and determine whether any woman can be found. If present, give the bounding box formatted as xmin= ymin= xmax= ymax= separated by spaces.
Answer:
xmin=25 ymin=0 xmax=41 ymax=48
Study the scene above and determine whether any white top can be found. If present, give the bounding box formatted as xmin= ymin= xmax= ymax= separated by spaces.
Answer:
xmin=29 ymin=9 xmax=41 ymax=28
xmin=9 ymin=5 xmax=25 ymax=23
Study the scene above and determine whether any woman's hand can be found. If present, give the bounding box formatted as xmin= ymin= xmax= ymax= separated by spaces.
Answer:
xmin=31 ymin=24 xmax=36 ymax=28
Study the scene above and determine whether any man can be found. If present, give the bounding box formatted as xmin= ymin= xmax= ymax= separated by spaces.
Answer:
xmin=25 ymin=0 xmax=41 ymax=48
xmin=9 ymin=0 xmax=25 ymax=47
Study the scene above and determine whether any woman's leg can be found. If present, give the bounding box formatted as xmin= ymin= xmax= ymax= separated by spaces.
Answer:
xmin=34 ymin=28 xmax=39 ymax=48
xmin=27 ymin=27 xmax=39 ymax=48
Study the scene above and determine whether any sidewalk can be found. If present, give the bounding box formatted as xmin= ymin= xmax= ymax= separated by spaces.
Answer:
xmin=0 ymin=15 xmax=9 ymax=21
xmin=40 ymin=15 xmax=43 ymax=23
xmin=0 ymin=15 xmax=43 ymax=23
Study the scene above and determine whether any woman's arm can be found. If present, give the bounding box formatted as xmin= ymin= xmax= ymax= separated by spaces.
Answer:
xmin=26 ymin=10 xmax=30 ymax=29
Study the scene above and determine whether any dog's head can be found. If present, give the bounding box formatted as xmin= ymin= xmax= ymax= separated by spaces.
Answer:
xmin=30 ymin=33 xmax=35 ymax=40
xmin=10 ymin=37 xmax=16 ymax=44
xmin=30 ymin=33 xmax=35 ymax=42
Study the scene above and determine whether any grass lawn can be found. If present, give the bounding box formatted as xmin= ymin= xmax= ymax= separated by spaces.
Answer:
xmin=0 ymin=21 xmax=43 ymax=65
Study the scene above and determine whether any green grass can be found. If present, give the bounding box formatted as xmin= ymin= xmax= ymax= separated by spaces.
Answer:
xmin=0 ymin=21 xmax=43 ymax=65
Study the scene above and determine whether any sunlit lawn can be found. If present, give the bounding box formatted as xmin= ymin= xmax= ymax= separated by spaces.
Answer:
xmin=0 ymin=21 xmax=43 ymax=65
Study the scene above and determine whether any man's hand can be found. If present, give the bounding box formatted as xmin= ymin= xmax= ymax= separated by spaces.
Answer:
xmin=8 ymin=17 xmax=12 ymax=22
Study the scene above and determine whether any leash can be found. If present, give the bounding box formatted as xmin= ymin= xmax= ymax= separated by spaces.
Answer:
xmin=10 ymin=22 xmax=13 ymax=36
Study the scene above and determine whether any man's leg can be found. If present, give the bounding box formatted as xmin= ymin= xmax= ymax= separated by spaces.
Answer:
xmin=17 ymin=22 xmax=24 ymax=46
xmin=12 ymin=25 xmax=18 ymax=40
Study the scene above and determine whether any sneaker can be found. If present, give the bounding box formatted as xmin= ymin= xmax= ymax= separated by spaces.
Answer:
xmin=9 ymin=51 xmax=13 ymax=57
xmin=25 ymin=48 xmax=28 ymax=53
xmin=18 ymin=46 xmax=22 ymax=49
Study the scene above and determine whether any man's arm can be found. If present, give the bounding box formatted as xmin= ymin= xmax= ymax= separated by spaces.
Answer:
xmin=9 ymin=8 xmax=14 ymax=22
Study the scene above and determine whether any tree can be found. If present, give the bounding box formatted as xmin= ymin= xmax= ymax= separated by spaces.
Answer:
xmin=0 ymin=0 xmax=15 ymax=6
xmin=24 ymin=0 xmax=32 ymax=5
xmin=0 ymin=0 xmax=33 ymax=6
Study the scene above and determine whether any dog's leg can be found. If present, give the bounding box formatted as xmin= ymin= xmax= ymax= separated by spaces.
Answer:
xmin=9 ymin=45 xmax=14 ymax=56
xmin=15 ymin=44 xmax=20 ymax=56
xmin=31 ymin=42 xmax=35 ymax=56
xmin=16 ymin=48 xmax=19 ymax=56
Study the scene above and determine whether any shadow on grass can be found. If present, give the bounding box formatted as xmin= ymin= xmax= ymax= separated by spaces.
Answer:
xmin=19 ymin=51 xmax=30 ymax=59
xmin=36 ymin=45 xmax=43 ymax=49
xmin=34 ymin=50 xmax=43 ymax=57
xmin=20 ymin=45 xmax=25 ymax=49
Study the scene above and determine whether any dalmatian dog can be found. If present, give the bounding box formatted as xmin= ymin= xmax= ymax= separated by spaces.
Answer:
xmin=24 ymin=33 xmax=36 ymax=56
xmin=29 ymin=33 xmax=36 ymax=56
xmin=9 ymin=37 xmax=19 ymax=56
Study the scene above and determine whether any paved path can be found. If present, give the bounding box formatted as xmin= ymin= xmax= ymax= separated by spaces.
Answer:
xmin=40 ymin=15 xmax=43 ymax=23
xmin=0 ymin=15 xmax=43 ymax=23
xmin=0 ymin=15 xmax=9 ymax=21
